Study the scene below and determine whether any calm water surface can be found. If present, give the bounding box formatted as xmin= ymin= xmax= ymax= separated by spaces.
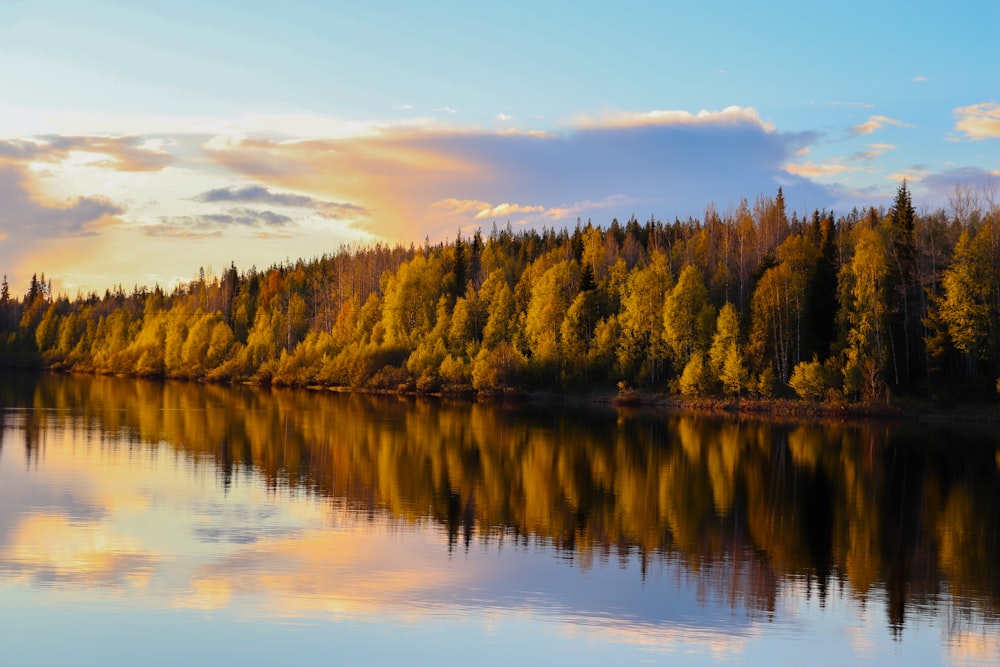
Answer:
xmin=0 ymin=373 xmax=997 ymax=666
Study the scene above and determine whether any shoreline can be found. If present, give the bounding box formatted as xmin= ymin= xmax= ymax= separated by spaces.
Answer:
xmin=23 ymin=367 xmax=1000 ymax=425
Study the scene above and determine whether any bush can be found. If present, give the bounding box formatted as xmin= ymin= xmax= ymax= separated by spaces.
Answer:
xmin=471 ymin=342 xmax=524 ymax=394
xmin=756 ymin=367 xmax=776 ymax=398
xmin=679 ymin=351 xmax=713 ymax=398
xmin=789 ymin=357 xmax=827 ymax=401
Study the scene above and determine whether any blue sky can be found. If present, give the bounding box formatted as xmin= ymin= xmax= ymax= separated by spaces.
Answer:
xmin=1 ymin=0 xmax=997 ymax=295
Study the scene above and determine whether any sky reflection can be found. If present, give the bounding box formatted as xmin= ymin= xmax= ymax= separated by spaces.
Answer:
xmin=1 ymin=383 xmax=999 ymax=666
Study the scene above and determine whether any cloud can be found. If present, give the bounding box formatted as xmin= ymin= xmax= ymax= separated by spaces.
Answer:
xmin=0 ymin=163 xmax=123 ymax=237
xmin=192 ymin=185 xmax=367 ymax=219
xmin=496 ymin=113 xmax=512 ymax=122
xmin=913 ymin=76 xmax=927 ymax=83
xmin=143 ymin=207 xmax=294 ymax=238
xmin=849 ymin=143 xmax=896 ymax=161
xmin=483 ymin=203 xmax=536 ymax=221
xmin=783 ymin=161 xmax=859 ymax=178
xmin=0 ymin=135 xmax=172 ymax=171
xmin=918 ymin=167 xmax=999 ymax=204
xmin=851 ymin=115 xmax=915 ymax=136
xmin=953 ymin=102 xmax=1000 ymax=140
xmin=205 ymin=107 xmax=828 ymax=241
xmin=888 ymin=169 xmax=929 ymax=182
xmin=435 ymin=199 xmax=545 ymax=220
xmin=435 ymin=106 xmax=457 ymax=114
xmin=573 ymin=105 xmax=775 ymax=131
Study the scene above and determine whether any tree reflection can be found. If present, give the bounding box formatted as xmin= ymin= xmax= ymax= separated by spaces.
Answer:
xmin=3 ymin=372 xmax=999 ymax=637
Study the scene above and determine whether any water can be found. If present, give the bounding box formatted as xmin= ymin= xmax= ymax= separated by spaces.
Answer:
xmin=0 ymin=372 xmax=997 ymax=666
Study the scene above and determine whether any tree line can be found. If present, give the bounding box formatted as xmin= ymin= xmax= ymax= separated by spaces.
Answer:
xmin=2 ymin=182 xmax=999 ymax=402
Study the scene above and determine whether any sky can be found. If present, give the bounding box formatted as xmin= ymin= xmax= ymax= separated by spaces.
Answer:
xmin=1 ymin=0 xmax=998 ymax=297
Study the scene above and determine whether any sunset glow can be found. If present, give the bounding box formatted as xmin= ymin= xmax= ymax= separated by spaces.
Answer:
xmin=1 ymin=1 xmax=997 ymax=298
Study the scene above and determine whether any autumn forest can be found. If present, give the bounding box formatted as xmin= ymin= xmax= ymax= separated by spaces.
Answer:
xmin=2 ymin=184 xmax=999 ymax=404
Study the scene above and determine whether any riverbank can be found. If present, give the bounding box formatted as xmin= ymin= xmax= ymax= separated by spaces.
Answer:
xmin=25 ymin=367 xmax=1000 ymax=425
xmin=311 ymin=380 xmax=1000 ymax=425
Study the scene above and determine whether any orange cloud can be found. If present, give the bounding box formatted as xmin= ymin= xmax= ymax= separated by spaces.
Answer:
xmin=205 ymin=132 xmax=485 ymax=240
xmin=851 ymin=115 xmax=915 ymax=136
xmin=954 ymin=102 xmax=1000 ymax=140
xmin=888 ymin=169 xmax=929 ymax=182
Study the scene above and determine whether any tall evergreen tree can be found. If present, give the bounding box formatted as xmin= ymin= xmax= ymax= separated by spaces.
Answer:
xmin=887 ymin=180 xmax=921 ymax=385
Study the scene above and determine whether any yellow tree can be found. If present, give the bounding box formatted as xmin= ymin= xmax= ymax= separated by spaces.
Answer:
xmin=663 ymin=264 xmax=715 ymax=371
xmin=841 ymin=226 xmax=891 ymax=400
xmin=748 ymin=234 xmax=817 ymax=383
xmin=618 ymin=251 xmax=671 ymax=383
xmin=381 ymin=253 xmax=445 ymax=349
xmin=710 ymin=302 xmax=748 ymax=396
xmin=524 ymin=260 xmax=577 ymax=379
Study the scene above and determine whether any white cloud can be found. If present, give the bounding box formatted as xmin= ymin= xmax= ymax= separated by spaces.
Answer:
xmin=573 ymin=106 xmax=775 ymax=132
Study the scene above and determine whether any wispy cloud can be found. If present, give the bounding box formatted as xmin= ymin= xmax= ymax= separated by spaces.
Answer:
xmin=783 ymin=160 xmax=859 ymax=178
xmin=953 ymin=102 xmax=1000 ymax=140
xmin=572 ymin=105 xmax=775 ymax=131
xmin=192 ymin=185 xmax=367 ymax=219
xmin=913 ymin=75 xmax=927 ymax=83
xmin=144 ymin=208 xmax=294 ymax=239
xmin=849 ymin=143 xmax=896 ymax=161
xmin=432 ymin=199 xmax=545 ymax=221
xmin=0 ymin=135 xmax=172 ymax=171
xmin=888 ymin=168 xmax=930 ymax=183
xmin=851 ymin=115 xmax=916 ymax=136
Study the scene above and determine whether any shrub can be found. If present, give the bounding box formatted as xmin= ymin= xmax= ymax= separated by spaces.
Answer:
xmin=789 ymin=357 xmax=827 ymax=401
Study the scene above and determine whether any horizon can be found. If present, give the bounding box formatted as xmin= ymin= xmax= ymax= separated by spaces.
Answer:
xmin=1 ymin=0 xmax=998 ymax=298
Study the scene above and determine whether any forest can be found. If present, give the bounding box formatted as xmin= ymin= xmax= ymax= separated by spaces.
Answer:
xmin=2 ymin=182 xmax=999 ymax=404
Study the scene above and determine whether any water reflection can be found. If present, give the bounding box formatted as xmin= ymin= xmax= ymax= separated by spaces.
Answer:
xmin=1 ymin=372 xmax=999 ymax=664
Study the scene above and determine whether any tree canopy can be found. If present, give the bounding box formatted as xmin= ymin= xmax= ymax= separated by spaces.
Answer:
xmin=3 ymin=184 xmax=999 ymax=402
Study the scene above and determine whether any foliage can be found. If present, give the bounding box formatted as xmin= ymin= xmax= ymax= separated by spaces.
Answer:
xmin=3 ymin=186 xmax=1000 ymax=402
xmin=789 ymin=356 xmax=828 ymax=401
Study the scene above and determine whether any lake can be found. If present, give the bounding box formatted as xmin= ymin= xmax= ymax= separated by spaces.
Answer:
xmin=0 ymin=372 xmax=997 ymax=666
